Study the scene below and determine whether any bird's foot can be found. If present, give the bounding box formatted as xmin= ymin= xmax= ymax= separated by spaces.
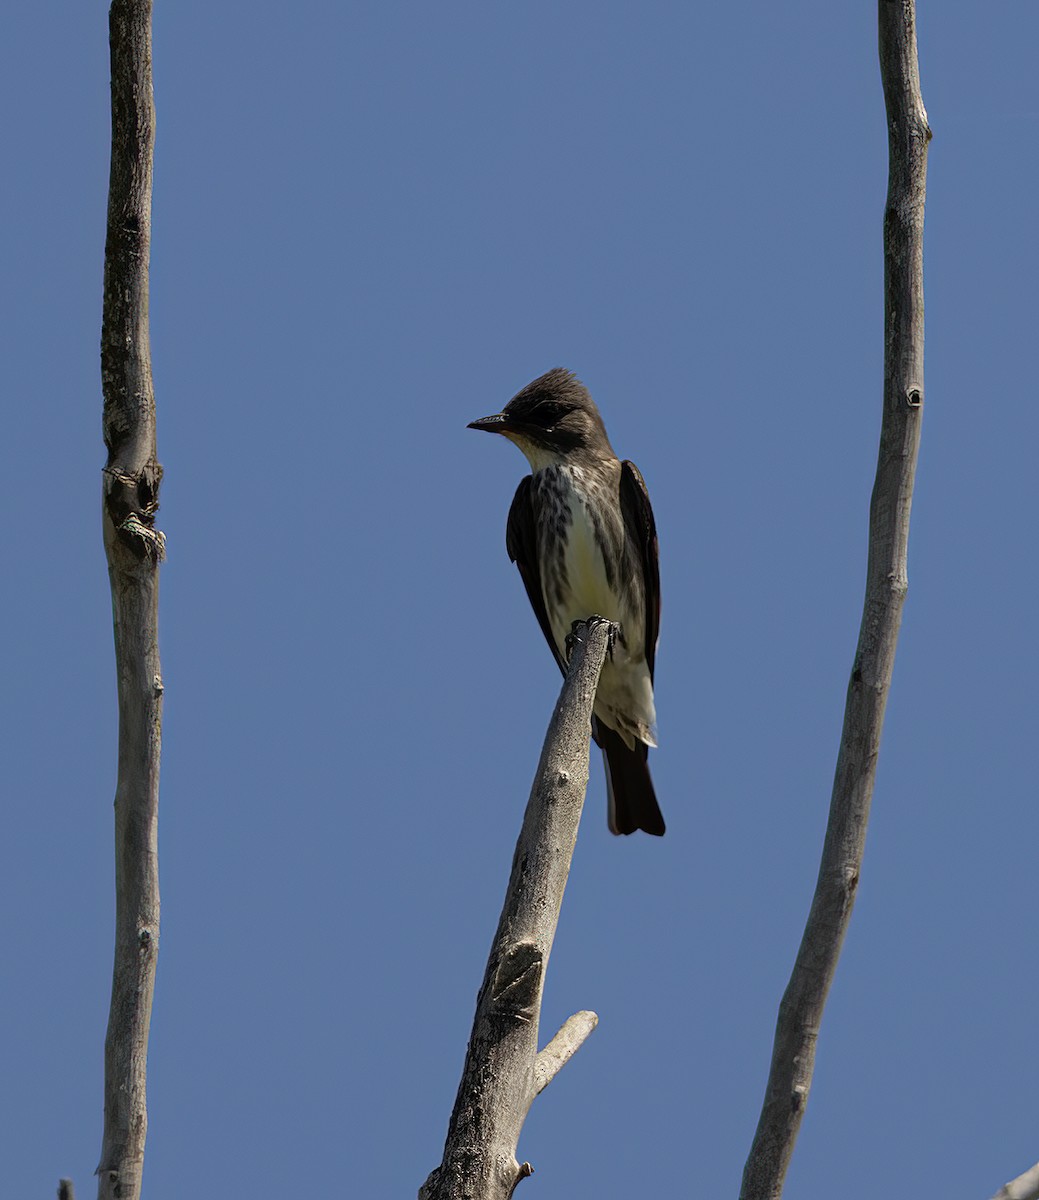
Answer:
xmin=566 ymin=616 xmax=621 ymax=662
xmin=564 ymin=619 xmax=585 ymax=661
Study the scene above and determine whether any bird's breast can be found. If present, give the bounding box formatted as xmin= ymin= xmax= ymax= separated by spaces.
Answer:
xmin=531 ymin=463 xmax=655 ymax=746
xmin=559 ymin=491 xmax=617 ymax=618
xmin=534 ymin=464 xmax=635 ymax=636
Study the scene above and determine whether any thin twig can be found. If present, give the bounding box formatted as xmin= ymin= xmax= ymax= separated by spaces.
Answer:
xmin=533 ymin=1010 xmax=599 ymax=1095
xmin=740 ymin=4 xmax=929 ymax=1197
xmin=95 ymin=3 xmax=163 ymax=1199
xmin=420 ymin=619 xmax=611 ymax=1200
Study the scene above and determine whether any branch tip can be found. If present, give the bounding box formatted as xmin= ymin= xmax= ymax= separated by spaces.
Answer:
xmin=533 ymin=1010 xmax=599 ymax=1095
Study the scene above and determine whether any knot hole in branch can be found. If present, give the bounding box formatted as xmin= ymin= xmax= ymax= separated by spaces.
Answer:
xmin=491 ymin=941 xmax=543 ymax=1022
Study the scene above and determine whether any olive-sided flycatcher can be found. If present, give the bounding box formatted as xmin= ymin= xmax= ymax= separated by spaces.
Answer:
xmin=468 ymin=368 xmax=665 ymax=836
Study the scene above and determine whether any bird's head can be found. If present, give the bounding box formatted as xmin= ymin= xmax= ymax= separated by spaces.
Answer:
xmin=468 ymin=368 xmax=613 ymax=470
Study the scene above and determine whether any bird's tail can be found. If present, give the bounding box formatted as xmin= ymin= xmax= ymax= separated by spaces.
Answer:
xmin=593 ymin=718 xmax=665 ymax=837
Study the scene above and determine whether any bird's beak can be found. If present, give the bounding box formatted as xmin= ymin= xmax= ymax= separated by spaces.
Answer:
xmin=467 ymin=413 xmax=510 ymax=434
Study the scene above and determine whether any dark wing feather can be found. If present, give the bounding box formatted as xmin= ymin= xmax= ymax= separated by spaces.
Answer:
xmin=506 ymin=476 xmax=566 ymax=674
xmin=619 ymin=460 xmax=660 ymax=678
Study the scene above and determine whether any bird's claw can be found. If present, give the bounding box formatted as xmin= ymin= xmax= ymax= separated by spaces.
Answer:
xmin=566 ymin=616 xmax=621 ymax=662
xmin=564 ymin=619 xmax=584 ymax=661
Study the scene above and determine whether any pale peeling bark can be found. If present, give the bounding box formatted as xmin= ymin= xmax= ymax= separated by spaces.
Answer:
xmin=96 ymin=3 xmax=164 ymax=1200
xmin=992 ymin=1163 xmax=1039 ymax=1200
xmin=420 ymin=620 xmax=612 ymax=1200
xmin=740 ymin=5 xmax=929 ymax=1198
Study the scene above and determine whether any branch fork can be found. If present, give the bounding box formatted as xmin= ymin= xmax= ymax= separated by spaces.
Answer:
xmin=421 ymin=619 xmax=613 ymax=1200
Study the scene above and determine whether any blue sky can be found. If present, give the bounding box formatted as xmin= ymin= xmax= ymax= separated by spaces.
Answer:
xmin=3 ymin=3 xmax=1038 ymax=1197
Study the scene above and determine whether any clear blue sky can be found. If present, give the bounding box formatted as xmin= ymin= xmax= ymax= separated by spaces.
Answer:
xmin=3 ymin=3 xmax=1037 ymax=1197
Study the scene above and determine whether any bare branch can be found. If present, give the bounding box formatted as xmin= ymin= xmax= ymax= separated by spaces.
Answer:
xmin=420 ymin=619 xmax=612 ymax=1200
xmin=992 ymin=1162 xmax=1039 ymax=1200
xmin=740 ymin=5 xmax=929 ymax=1197
xmin=534 ymin=1010 xmax=599 ymax=1095
xmin=95 ymin=3 xmax=163 ymax=1199
xmin=58 ymin=1181 xmax=75 ymax=1200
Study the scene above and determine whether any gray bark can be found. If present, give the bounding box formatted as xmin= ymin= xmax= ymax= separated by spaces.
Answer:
xmin=993 ymin=1163 xmax=1039 ymax=1200
xmin=740 ymin=4 xmax=929 ymax=1198
xmin=420 ymin=620 xmax=612 ymax=1200
xmin=95 ymin=3 xmax=164 ymax=1199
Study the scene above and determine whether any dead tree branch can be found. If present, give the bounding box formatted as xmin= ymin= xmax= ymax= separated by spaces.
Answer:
xmin=95 ymin=3 xmax=164 ymax=1199
xmin=992 ymin=1162 xmax=1039 ymax=1200
xmin=420 ymin=619 xmax=613 ymax=1200
xmin=740 ymin=4 xmax=930 ymax=1197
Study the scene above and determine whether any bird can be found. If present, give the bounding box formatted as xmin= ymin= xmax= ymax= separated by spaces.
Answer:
xmin=468 ymin=368 xmax=664 ymax=836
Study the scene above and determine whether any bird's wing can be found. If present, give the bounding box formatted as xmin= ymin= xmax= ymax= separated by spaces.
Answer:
xmin=620 ymin=460 xmax=660 ymax=679
xmin=506 ymin=475 xmax=566 ymax=674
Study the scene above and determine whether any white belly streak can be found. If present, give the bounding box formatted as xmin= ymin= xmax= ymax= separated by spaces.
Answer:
xmin=546 ymin=482 xmax=657 ymax=749
xmin=559 ymin=492 xmax=620 ymax=624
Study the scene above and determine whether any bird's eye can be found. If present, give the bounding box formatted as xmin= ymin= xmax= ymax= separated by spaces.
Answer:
xmin=534 ymin=400 xmax=565 ymax=425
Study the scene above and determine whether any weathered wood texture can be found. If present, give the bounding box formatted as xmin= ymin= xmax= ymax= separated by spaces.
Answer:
xmin=740 ymin=5 xmax=929 ymax=1198
xmin=96 ymin=3 xmax=164 ymax=1199
xmin=992 ymin=1163 xmax=1039 ymax=1200
xmin=420 ymin=620 xmax=611 ymax=1200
